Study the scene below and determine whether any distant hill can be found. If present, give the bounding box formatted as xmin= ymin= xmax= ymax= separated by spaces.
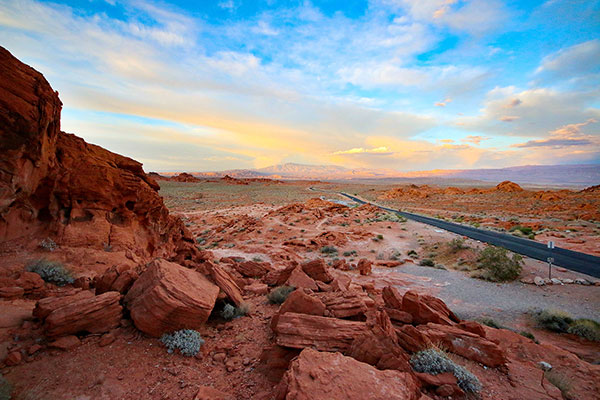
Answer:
xmin=160 ymin=163 xmax=600 ymax=187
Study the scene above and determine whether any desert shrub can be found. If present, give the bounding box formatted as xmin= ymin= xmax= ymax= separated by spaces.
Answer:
xmin=320 ymin=245 xmax=338 ymax=254
xmin=545 ymin=371 xmax=572 ymax=399
xmin=267 ymin=286 xmax=295 ymax=304
xmin=477 ymin=246 xmax=522 ymax=282
xmin=567 ymin=319 xmax=600 ymax=342
xmin=510 ymin=225 xmax=533 ymax=235
xmin=419 ymin=259 xmax=435 ymax=267
xmin=220 ymin=303 xmax=250 ymax=321
xmin=26 ymin=259 xmax=74 ymax=286
xmin=519 ymin=331 xmax=537 ymax=342
xmin=478 ymin=318 xmax=504 ymax=329
xmin=407 ymin=250 xmax=418 ymax=257
xmin=410 ymin=348 xmax=481 ymax=393
xmin=0 ymin=373 xmax=11 ymax=400
xmin=39 ymin=237 xmax=58 ymax=252
xmin=533 ymin=309 xmax=573 ymax=333
xmin=160 ymin=329 xmax=204 ymax=357
xmin=343 ymin=250 xmax=357 ymax=257
xmin=449 ymin=238 xmax=467 ymax=252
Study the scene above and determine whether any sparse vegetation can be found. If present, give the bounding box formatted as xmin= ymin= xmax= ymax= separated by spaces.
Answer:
xmin=478 ymin=318 xmax=505 ymax=329
xmin=519 ymin=331 xmax=537 ymax=342
xmin=267 ymin=285 xmax=295 ymax=304
xmin=365 ymin=212 xmax=406 ymax=224
xmin=220 ymin=303 xmax=250 ymax=320
xmin=567 ymin=319 xmax=600 ymax=342
xmin=343 ymin=250 xmax=358 ymax=257
xmin=160 ymin=329 xmax=204 ymax=357
xmin=407 ymin=250 xmax=418 ymax=257
xmin=320 ymin=245 xmax=338 ymax=254
xmin=39 ymin=237 xmax=58 ymax=252
xmin=449 ymin=238 xmax=467 ymax=252
xmin=26 ymin=259 xmax=74 ymax=286
xmin=532 ymin=310 xmax=600 ymax=342
xmin=533 ymin=309 xmax=574 ymax=333
xmin=410 ymin=348 xmax=481 ymax=393
xmin=419 ymin=259 xmax=435 ymax=267
xmin=476 ymin=246 xmax=522 ymax=282
xmin=372 ymin=234 xmax=384 ymax=242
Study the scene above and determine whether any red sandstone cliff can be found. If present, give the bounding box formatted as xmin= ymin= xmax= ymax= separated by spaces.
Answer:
xmin=0 ymin=46 xmax=197 ymax=262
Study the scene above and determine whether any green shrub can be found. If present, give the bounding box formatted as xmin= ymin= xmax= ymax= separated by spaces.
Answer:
xmin=449 ymin=238 xmax=467 ymax=252
xmin=510 ymin=225 xmax=533 ymax=235
xmin=160 ymin=329 xmax=204 ymax=357
xmin=220 ymin=303 xmax=250 ymax=321
xmin=407 ymin=250 xmax=418 ymax=257
xmin=343 ymin=250 xmax=357 ymax=257
xmin=477 ymin=246 xmax=522 ymax=282
xmin=410 ymin=348 xmax=481 ymax=393
xmin=478 ymin=318 xmax=504 ymax=329
xmin=567 ymin=319 xmax=600 ymax=342
xmin=419 ymin=259 xmax=435 ymax=267
xmin=519 ymin=331 xmax=537 ymax=342
xmin=533 ymin=309 xmax=573 ymax=333
xmin=0 ymin=373 xmax=11 ymax=400
xmin=26 ymin=259 xmax=74 ymax=286
xmin=267 ymin=286 xmax=295 ymax=304
xmin=320 ymin=245 xmax=338 ymax=254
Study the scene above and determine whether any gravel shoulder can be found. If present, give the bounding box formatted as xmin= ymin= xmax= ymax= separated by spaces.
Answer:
xmin=394 ymin=264 xmax=600 ymax=323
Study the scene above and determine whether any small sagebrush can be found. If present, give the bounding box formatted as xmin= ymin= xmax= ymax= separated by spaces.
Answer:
xmin=410 ymin=348 xmax=481 ymax=393
xmin=26 ymin=259 xmax=74 ymax=286
xmin=39 ymin=237 xmax=58 ymax=252
xmin=519 ymin=331 xmax=537 ymax=342
xmin=477 ymin=246 xmax=522 ymax=282
xmin=449 ymin=238 xmax=467 ymax=252
xmin=419 ymin=259 xmax=435 ymax=267
xmin=320 ymin=245 xmax=338 ymax=254
xmin=478 ymin=318 xmax=504 ymax=329
xmin=220 ymin=303 xmax=250 ymax=321
xmin=267 ymin=285 xmax=295 ymax=304
xmin=567 ymin=319 xmax=600 ymax=342
xmin=160 ymin=329 xmax=204 ymax=357
xmin=533 ymin=309 xmax=573 ymax=333
xmin=0 ymin=373 xmax=12 ymax=400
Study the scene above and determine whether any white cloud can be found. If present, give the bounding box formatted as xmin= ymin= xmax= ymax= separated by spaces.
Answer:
xmin=535 ymin=39 xmax=600 ymax=82
xmin=332 ymin=146 xmax=392 ymax=155
xmin=456 ymin=86 xmax=600 ymax=137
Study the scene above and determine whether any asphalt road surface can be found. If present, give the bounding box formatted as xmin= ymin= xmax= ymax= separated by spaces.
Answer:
xmin=337 ymin=192 xmax=600 ymax=279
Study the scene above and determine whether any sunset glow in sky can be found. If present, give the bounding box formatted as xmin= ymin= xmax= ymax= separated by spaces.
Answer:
xmin=1 ymin=0 xmax=599 ymax=172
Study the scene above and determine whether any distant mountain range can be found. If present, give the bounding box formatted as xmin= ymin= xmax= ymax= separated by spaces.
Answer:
xmin=160 ymin=163 xmax=600 ymax=187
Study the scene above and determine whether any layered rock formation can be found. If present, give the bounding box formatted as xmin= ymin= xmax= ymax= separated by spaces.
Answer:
xmin=275 ymin=348 xmax=421 ymax=400
xmin=124 ymin=259 xmax=219 ymax=337
xmin=0 ymin=46 xmax=198 ymax=262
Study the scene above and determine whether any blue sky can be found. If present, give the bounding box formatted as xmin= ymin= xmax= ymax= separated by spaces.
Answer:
xmin=1 ymin=0 xmax=599 ymax=172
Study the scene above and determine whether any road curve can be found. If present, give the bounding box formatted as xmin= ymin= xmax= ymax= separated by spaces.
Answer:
xmin=337 ymin=191 xmax=600 ymax=279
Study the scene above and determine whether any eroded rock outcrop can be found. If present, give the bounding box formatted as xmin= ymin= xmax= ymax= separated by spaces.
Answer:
xmin=275 ymin=348 xmax=421 ymax=400
xmin=35 ymin=290 xmax=122 ymax=337
xmin=0 ymin=46 xmax=198 ymax=262
xmin=124 ymin=259 xmax=219 ymax=337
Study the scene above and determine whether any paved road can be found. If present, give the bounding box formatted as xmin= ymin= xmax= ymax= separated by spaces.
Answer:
xmin=336 ymin=191 xmax=600 ymax=279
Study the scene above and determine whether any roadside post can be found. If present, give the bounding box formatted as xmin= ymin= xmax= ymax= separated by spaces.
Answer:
xmin=547 ymin=241 xmax=555 ymax=279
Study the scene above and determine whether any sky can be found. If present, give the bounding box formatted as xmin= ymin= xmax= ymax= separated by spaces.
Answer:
xmin=1 ymin=0 xmax=599 ymax=172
